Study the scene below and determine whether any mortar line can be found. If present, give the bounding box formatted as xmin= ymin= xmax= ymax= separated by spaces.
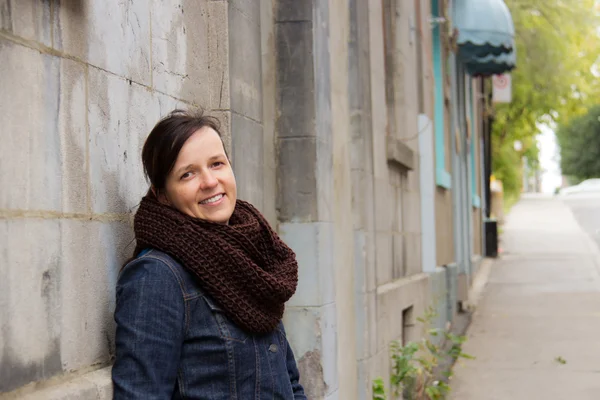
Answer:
xmin=0 ymin=31 xmax=197 ymax=107
xmin=0 ymin=209 xmax=131 ymax=222
xmin=230 ymin=109 xmax=263 ymax=125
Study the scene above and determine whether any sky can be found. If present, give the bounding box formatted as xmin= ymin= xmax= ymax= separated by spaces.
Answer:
xmin=536 ymin=124 xmax=563 ymax=193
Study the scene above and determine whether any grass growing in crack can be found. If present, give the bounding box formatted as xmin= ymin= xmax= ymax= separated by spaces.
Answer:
xmin=372 ymin=306 xmax=474 ymax=400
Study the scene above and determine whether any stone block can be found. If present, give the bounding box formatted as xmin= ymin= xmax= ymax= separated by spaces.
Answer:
xmin=54 ymin=0 xmax=151 ymax=85
xmin=230 ymin=112 xmax=264 ymax=208
xmin=3 ymin=0 xmax=52 ymax=46
xmin=445 ymin=263 xmax=459 ymax=322
xmin=376 ymin=273 xmax=429 ymax=350
xmin=392 ymin=233 xmax=405 ymax=278
xmin=156 ymin=93 xmax=186 ymax=118
xmin=315 ymin=134 xmax=334 ymax=223
xmin=405 ymin=233 xmax=422 ymax=276
xmin=275 ymin=21 xmax=315 ymax=138
xmin=354 ymin=229 xmax=377 ymax=293
xmin=277 ymin=137 xmax=317 ymax=222
xmin=357 ymin=350 xmax=394 ymax=400
xmin=0 ymin=41 xmax=61 ymax=211
xmin=375 ymin=232 xmax=393 ymax=286
xmin=18 ymin=382 xmax=98 ymax=400
xmin=355 ymin=290 xmax=377 ymax=361
xmin=353 ymin=230 xmax=367 ymax=293
xmin=279 ymin=222 xmax=334 ymax=307
xmin=283 ymin=302 xmax=338 ymax=399
xmin=347 ymin=26 xmax=362 ymax=112
xmin=365 ymin=231 xmax=377 ymax=292
xmin=0 ymin=0 xmax=10 ymax=31
xmin=152 ymin=0 xmax=210 ymax=106
xmin=9 ymin=364 xmax=112 ymax=400
xmin=0 ymin=44 xmax=87 ymax=213
xmin=386 ymin=134 xmax=415 ymax=170
xmin=59 ymin=220 xmax=132 ymax=371
xmin=405 ymin=168 xmax=421 ymax=193
xmin=391 ymin=183 xmax=403 ymax=233
xmin=88 ymin=67 xmax=159 ymax=214
xmin=229 ymin=4 xmax=263 ymax=121
xmin=275 ymin=0 xmax=312 ymax=22
xmin=260 ymin=0 xmax=278 ymax=228
xmin=208 ymin=0 xmax=230 ymax=109
xmin=324 ymin=390 xmax=339 ymax=400
xmin=59 ymin=57 xmax=88 ymax=213
xmin=403 ymin=191 xmax=421 ymax=234
xmin=350 ymin=170 xmax=366 ymax=230
xmin=429 ymin=267 xmax=449 ymax=338
xmin=230 ymin=0 xmax=260 ymax=25
xmin=373 ymin=179 xmax=392 ymax=232
xmin=367 ymin=0 xmax=387 ymax=180
xmin=0 ymin=219 xmax=62 ymax=392
xmin=388 ymin=164 xmax=403 ymax=188
xmin=349 ymin=112 xmax=365 ymax=170
xmin=210 ymin=109 xmax=232 ymax=156
xmin=82 ymin=367 xmax=113 ymax=399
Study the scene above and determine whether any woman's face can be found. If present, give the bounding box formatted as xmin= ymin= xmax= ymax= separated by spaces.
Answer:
xmin=160 ymin=127 xmax=237 ymax=224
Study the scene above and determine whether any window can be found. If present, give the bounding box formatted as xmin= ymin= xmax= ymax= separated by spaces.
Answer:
xmin=468 ymin=79 xmax=481 ymax=208
xmin=432 ymin=0 xmax=451 ymax=188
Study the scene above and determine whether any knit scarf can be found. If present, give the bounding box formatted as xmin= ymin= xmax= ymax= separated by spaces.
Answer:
xmin=133 ymin=195 xmax=298 ymax=334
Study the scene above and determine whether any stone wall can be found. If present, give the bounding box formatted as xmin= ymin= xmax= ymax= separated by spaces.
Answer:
xmin=1 ymin=1 xmax=485 ymax=399
xmin=0 ymin=0 xmax=268 ymax=396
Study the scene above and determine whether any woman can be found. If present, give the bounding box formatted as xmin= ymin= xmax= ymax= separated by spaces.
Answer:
xmin=112 ymin=110 xmax=306 ymax=399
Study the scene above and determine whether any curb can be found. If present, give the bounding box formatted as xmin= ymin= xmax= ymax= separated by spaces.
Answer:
xmin=462 ymin=257 xmax=494 ymax=313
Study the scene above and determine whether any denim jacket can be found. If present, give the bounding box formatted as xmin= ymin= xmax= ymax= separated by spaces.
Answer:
xmin=112 ymin=249 xmax=306 ymax=400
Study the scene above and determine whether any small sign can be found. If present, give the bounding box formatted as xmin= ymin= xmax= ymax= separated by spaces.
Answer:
xmin=492 ymin=74 xmax=512 ymax=103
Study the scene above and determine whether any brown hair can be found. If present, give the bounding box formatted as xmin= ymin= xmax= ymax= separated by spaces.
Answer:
xmin=141 ymin=109 xmax=226 ymax=194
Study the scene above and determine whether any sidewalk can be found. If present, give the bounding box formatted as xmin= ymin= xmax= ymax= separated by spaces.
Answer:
xmin=450 ymin=195 xmax=600 ymax=400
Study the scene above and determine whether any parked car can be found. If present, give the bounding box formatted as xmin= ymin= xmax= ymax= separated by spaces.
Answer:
xmin=560 ymin=178 xmax=600 ymax=195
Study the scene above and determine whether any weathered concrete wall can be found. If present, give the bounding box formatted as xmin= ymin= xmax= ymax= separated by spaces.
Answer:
xmin=2 ymin=0 xmax=488 ymax=398
xmin=274 ymin=0 xmax=341 ymax=398
xmin=352 ymin=0 xmax=442 ymax=398
xmin=329 ymin=1 xmax=359 ymax=400
xmin=434 ymin=2 xmax=456 ymax=268
xmin=472 ymin=78 xmax=484 ymax=257
xmin=0 ymin=0 xmax=272 ymax=396
xmin=436 ymin=187 xmax=456 ymax=266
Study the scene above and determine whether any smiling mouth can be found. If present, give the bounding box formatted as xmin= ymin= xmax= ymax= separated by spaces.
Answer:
xmin=199 ymin=193 xmax=224 ymax=205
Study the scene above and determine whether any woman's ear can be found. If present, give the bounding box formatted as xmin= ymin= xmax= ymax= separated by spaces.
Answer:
xmin=151 ymin=186 xmax=171 ymax=205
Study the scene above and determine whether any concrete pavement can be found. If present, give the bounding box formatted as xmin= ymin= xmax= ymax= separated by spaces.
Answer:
xmin=450 ymin=194 xmax=600 ymax=400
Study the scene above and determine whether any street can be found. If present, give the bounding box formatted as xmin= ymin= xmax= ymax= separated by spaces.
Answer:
xmin=450 ymin=194 xmax=600 ymax=400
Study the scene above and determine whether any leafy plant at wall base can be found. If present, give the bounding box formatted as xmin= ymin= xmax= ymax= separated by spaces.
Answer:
xmin=372 ymin=306 xmax=474 ymax=400
xmin=373 ymin=377 xmax=387 ymax=400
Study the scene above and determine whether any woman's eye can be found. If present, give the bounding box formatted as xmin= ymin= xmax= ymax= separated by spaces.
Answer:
xmin=180 ymin=172 xmax=192 ymax=180
xmin=211 ymin=161 xmax=224 ymax=168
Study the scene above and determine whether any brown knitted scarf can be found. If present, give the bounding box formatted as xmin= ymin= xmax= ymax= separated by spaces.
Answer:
xmin=133 ymin=195 xmax=298 ymax=334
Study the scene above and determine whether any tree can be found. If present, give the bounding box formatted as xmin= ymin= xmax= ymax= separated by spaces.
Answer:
xmin=491 ymin=0 xmax=600 ymax=201
xmin=556 ymin=105 xmax=600 ymax=180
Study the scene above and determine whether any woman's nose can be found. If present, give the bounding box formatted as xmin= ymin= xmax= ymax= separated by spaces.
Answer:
xmin=200 ymin=171 xmax=218 ymax=189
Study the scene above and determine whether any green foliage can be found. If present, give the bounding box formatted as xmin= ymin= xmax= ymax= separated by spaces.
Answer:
xmin=373 ymin=377 xmax=387 ymax=400
xmin=491 ymin=0 xmax=600 ymax=200
xmin=372 ymin=307 xmax=474 ymax=400
xmin=556 ymin=105 xmax=600 ymax=179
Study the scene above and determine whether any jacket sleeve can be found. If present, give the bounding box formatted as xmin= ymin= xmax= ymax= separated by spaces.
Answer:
xmin=112 ymin=258 xmax=185 ymax=399
xmin=281 ymin=323 xmax=307 ymax=399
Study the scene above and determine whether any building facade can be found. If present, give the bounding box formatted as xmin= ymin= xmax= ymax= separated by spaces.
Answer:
xmin=0 ymin=0 xmax=511 ymax=399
